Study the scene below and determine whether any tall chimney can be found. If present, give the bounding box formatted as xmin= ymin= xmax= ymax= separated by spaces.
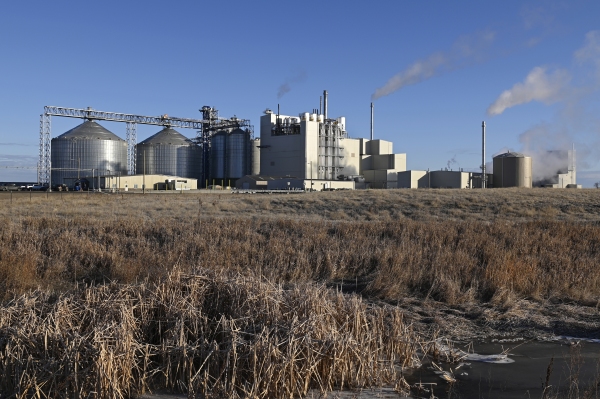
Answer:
xmin=482 ymin=121 xmax=486 ymax=189
xmin=370 ymin=102 xmax=374 ymax=140
xmin=319 ymin=96 xmax=322 ymax=116
xmin=323 ymin=90 xmax=328 ymax=120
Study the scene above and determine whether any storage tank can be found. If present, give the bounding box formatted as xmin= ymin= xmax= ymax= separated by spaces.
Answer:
xmin=51 ymin=120 xmax=127 ymax=186
xmin=252 ymin=138 xmax=260 ymax=175
xmin=135 ymin=127 xmax=200 ymax=179
xmin=493 ymin=152 xmax=532 ymax=188
xmin=210 ymin=131 xmax=227 ymax=181
xmin=227 ymin=129 xmax=250 ymax=179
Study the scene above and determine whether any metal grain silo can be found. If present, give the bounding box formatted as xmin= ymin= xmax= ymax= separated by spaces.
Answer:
xmin=226 ymin=128 xmax=250 ymax=179
xmin=252 ymin=138 xmax=260 ymax=175
xmin=210 ymin=131 xmax=227 ymax=181
xmin=136 ymin=127 xmax=200 ymax=179
xmin=493 ymin=152 xmax=532 ymax=188
xmin=51 ymin=120 xmax=127 ymax=186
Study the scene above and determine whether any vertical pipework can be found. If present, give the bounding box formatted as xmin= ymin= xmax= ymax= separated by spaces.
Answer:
xmin=482 ymin=121 xmax=486 ymax=189
xmin=323 ymin=90 xmax=328 ymax=120
xmin=319 ymin=96 xmax=322 ymax=116
xmin=370 ymin=102 xmax=374 ymax=141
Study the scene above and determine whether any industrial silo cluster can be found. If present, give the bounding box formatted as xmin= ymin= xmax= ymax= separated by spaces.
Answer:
xmin=208 ymin=128 xmax=253 ymax=185
xmin=49 ymin=113 xmax=255 ymax=189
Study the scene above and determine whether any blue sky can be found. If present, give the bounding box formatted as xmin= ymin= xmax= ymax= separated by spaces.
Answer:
xmin=1 ymin=1 xmax=600 ymax=186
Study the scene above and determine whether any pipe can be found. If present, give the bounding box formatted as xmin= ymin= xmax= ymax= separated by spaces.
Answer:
xmin=370 ymin=102 xmax=374 ymax=141
xmin=482 ymin=121 xmax=486 ymax=189
xmin=323 ymin=90 xmax=328 ymax=120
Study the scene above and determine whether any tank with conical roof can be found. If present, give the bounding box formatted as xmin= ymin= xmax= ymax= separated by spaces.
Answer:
xmin=493 ymin=151 xmax=532 ymax=188
xmin=135 ymin=127 xmax=200 ymax=180
xmin=51 ymin=120 xmax=128 ymax=186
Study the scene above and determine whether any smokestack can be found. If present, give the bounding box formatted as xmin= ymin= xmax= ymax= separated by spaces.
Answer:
xmin=482 ymin=121 xmax=486 ymax=189
xmin=323 ymin=90 xmax=328 ymax=120
xmin=370 ymin=102 xmax=374 ymax=140
xmin=319 ymin=96 xmax=322 ymax=116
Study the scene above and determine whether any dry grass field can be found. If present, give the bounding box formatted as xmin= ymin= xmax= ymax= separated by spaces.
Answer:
xmin=0 ymin=188 xmax=599 ymax=398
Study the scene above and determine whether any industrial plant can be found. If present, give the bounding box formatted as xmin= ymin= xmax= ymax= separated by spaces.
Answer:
xmin=36 ymin=92 xmax=579 ymax=191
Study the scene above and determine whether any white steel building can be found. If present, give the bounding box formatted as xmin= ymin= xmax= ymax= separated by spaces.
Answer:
xmin=259 ymin=108 xmax=406 ymax=190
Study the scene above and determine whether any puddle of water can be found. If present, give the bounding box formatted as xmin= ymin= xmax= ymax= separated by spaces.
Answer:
xmin=405 ymin=340 xmax=600 ymax=399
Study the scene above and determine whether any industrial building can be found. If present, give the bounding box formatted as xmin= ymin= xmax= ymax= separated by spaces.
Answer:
xmin=257 ymin=91 xmax=406 ymax=191
xmin=397 ymin=170 xmax=493 ymax=189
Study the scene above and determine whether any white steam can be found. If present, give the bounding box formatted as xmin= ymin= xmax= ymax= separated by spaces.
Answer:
xmin=486 ymin=67 xmax=570 ymax=116
xmin=372 ymin=31 xmax=495 ymax=101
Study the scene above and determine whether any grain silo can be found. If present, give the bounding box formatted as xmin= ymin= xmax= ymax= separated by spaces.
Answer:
xmin=210 ymin=131 xmax=227 ymax=182
xmin=493 ymin=152 xmax=532 ymax=188
xmin=226 ymin=128 xmax=251 ymax=179
xmin=51 ymin=120 xmax=128 ymax=186
xmin=135 ymin=127 xmax=200 ymax=179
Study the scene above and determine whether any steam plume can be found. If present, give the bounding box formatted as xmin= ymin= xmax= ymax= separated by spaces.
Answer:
xmin=487 ymin=67 xmax=571 ymax=116
xmin=277 ymin=71 xmax=307 ymax=99
xmin=372 ymin=31 xmax=495 ymax=100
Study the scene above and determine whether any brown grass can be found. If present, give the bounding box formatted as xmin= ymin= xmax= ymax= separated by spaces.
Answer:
xmin=1 ymin=189 xmax=600 ymax=396
xmin=0 ymin=269 xmax=415 ymax=399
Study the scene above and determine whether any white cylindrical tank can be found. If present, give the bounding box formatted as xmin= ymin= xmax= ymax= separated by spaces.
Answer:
xmin=302 ymin=112 xmax=309 ymax=121
xmin=338 ymin=117 xmax=346 ymax=130
xmin=493 ymin=152 xmax=532 ymax=188
xmin=310 ymin=113 xmax=317 ymax=121
xmin=318 ymin=115 xmax=324 ymax=122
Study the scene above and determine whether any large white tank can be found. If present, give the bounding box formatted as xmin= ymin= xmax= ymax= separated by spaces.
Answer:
xmin=493 ymin=152 xmax=532 ymax=188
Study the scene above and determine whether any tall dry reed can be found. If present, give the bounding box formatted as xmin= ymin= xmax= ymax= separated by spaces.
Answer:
xmin=0 ymin=269 xmax=416 ymax=399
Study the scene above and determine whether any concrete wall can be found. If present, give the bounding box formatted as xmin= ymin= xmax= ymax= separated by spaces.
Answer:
xmin=260 ymin=113 xmax=307 ymax=178
xmin=429 ymin=171 xmax=470 ymax=189
xmin=366 ymin=139 xmax=393 ymax=155
xmin=397 ymin=170 xmax=428 ymax=188
xmin=372 ymin=154 xmax=406 ymax=172
xmin=340 ymin=138 xmax=361 ymax=177
xmin=364 ymin=170 xmax=397 ymax=189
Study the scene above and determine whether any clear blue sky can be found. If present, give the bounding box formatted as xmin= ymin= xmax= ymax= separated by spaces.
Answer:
xmin=1 ymin=1 xmax=599 ymax=186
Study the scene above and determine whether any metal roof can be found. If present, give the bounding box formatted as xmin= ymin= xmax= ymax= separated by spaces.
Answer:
xmin=54 ymin=120 xmax=125 ymax=141
xmin=494 ymin=151 xmax=526 ymax=158
xmin=138 ymin=127 xmax=194 ymax=146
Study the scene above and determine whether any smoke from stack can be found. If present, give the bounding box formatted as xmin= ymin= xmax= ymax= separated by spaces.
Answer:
xmin=277 ymin=70 xmax=307 ymax=99
xmin=371 ymin=30 xmax=496 ymax=100
xmin=486 ymin=67 xmax=571 ymax=116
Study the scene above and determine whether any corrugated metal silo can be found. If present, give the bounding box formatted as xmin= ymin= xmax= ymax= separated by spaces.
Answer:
xmin=135 ymin=127 xmax=200 ymax=179
xmin=252 ymin=138 xmax=260 ymax=175
xmin=51 ymin=120 xmax=127 ymax=186
xmin=226 ymin=128 xmax=250 ymax=179
xmin=210 ymin=131 xmax=227 ymax=181
xmin=493 ymin=152 xmax=532 ymax=188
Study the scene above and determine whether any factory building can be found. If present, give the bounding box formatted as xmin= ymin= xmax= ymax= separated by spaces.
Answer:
xmin=398 ymin=170 xmax=494 ymax=189
xmin=100 ymin=174 xmax=196 ymax=191
xmin=258 ymin=100 xmax=406 ymax=190
xmin=493 ymin=152 xmax=532 ymax=188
